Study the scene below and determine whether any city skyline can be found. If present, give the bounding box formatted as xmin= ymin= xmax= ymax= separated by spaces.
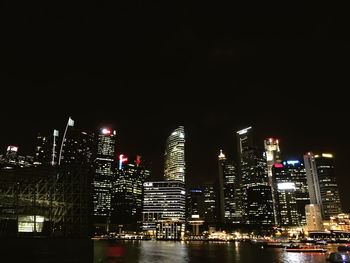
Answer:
xmin=1 ymin=117 xmax=348 ymax=214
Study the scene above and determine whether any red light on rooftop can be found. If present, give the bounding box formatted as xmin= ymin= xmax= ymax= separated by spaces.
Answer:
xmin=136 ymin=155 xmax=141 ymax=167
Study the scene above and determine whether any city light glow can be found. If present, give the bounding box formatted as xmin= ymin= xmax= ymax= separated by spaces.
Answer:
xmin=277 ymin=182 xmax=296 ymax=190
xmin=7 ymin=145 xmax=18 ymax=152
xmin=102 ymin=128 xmax=111 ymax=135
xmin=286 ymin=160 xmax=299 ymax=165
xmin=237 ymin=126 xmax=252 ymax=135
xmin=119 ymin=154 xmax=128 ymax=169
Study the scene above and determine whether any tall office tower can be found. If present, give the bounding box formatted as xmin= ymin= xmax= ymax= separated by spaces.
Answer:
xmin=203 ymin=182 xmax=219 ymax=226
xmin=186 ymin=189 xmax=205 ymax=235
xmin=111 ymin=155 xmax=150 ymax=231
xmin=304 ymin=152 xmax=342 ymax=219
xmin=272 ymin=163 xmax=299 ymax=226
xmin=236 ymin=127 xmax=273 ymax=225
xmin=35 ymin=130 xmax=60 ymax=166
xmin=186 ymin=188 xmax=205 ymax=219
xmin=93 ymin=128 xmax=116 ymax=232
xmin=246 ymin=185 xmax=275 ymax=226
xmin=218 ymin=150 xmax=238 ymax=225
xmin=142 ymin=181 xmax=186 ymax=238
xmin=281 ymin=160 xmax=309 ymax=225
xmin=164 ymin=126 xmax=185 ymax=182
xmin=264 ymin=138 xmax=281 ymax=225
xmin=218 ymin=150 xmax=226 ymax=225
xmin=264 ymin=138 xmax=281 ymax=185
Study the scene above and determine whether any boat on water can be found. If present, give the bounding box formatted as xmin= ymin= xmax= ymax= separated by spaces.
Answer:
xmin=264 ymin=242 xmax=289 ymax=248
xmin=285 ymin=244 xmax=327 ymax=253
xmin=338 ymin=244 xmax=350 ymax=252
xmin=327 ymin=252 xmax=350 ymax=262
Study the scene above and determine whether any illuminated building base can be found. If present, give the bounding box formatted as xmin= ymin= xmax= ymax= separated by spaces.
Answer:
xmin=156 ymin=219 xmax=185 ymax=240
xmin=18 ymin=215 xmax=45 ymax=233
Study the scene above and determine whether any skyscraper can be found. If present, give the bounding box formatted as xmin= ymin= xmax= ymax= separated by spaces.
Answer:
xmin=203 ymin=182 xmax=219 ymax=226
xmin=187 ymin=188 xmax=205 ymax=220
xmin=273 ymin=163 xmax=299 ymax=226
xmin=218 ymin=150 xmax=226 ymax=225
xmin=164 ymin=126 xmax=185 ymax=182
xmin=218 ymin=150 xmax=238 ymax=225
xmin=264 ymin=138 xmax=281 ymax=225
xmin=236 ymin=127 xmax=273 ymax=225
xmin=93 ymin=128 xmax=116 ymax=232
xmin=282 ymin=160 xmax=310 ymax=225
xmin=111 ymin=155 xmax=150 ymax=231
xmin=304 ymin=152 xmax=342 ymax=219
xmin=142 ymin=181 xmax=186 ymax=237
xmin=246 ymin=185 xmax=274 ymax=226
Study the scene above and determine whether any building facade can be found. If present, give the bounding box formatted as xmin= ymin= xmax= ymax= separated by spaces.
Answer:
xmin=273 ymin=160 xmax=310 ymax=226
xmin=142 ymin=181 xmax=186 ymax=238
xmin=203 ymin=182 xmax=219 ymax=226
xmin=218 ymin=150 xmax=238 ymax=225
xmin=246 ymin=185 xmax=275 ymax=226
xmin=164 ymin=126 xmax=185 ymax=182
xmin=111 ymin=156 xmax=150 ymax=231
xmin=93 ymin=128 xmax=116 ymax=232
xmin=236 ymin=127 xmax=273 ymax=225
xmin=186 ymin=188 xmax=205 ymax=219
xmin=305 ymin=204 xmax=324 ymax=231
xmin=304 ymin=152 xmax=342 ymax=219
xmin=264 ymin=138 xmax=281 ymax=225
xmin=273 ymin=163 xmax=299 ymax=226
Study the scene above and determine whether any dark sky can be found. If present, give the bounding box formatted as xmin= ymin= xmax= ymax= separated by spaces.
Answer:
xmin=2 ymin=7 xmax=349 ymax=210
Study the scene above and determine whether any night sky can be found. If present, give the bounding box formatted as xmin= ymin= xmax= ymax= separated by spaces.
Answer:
xmin=2 ymin=7 xmax=349 ymax=210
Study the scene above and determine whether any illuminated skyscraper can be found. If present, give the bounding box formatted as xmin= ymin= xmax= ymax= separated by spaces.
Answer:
xmin=273 ymin=163 xmax=299 ymax=226
xmin=304 ymin=152 xmax=342 ymax=219
xmin=264 ymin=138 xmax=281 ymax=224
xmin=93 ymin=128 xmax=116 ymax=232
xmin=142 ymin=180 xmax=186 ymax=239
xmin=203 ymin=182 xmax=219 ymax=226
xmin=282 ymin=160 xmax=309 ymax=225
xmin=236 ymin=127 xmax=273 ymax=225
xmin=111 ymin=155 xmax=150 ymax=231
xmin=246 ymin=185 xmax=274 ymax=226
xmin=187 ymin=188 xmax=205 ymax=219
xmin=218 ymin=150 xmax=238 ymax=225
xmin=164 ymin=126 xmax=185 ymax=182
xmin=218 ymin=150 xmax=226 ymax=225
xmin=264 ymin=138 xmax=281 ymax=184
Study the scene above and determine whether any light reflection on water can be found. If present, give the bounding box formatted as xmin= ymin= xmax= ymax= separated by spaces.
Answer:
xmin=94 ymin=240 xmax=328 ymax=263
xmin=139 ymin=241 xmax=189 ymax=263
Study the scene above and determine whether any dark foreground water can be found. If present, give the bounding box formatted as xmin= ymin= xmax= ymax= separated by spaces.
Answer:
xmin=1 ymin=238 xmax=329 ymax=263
